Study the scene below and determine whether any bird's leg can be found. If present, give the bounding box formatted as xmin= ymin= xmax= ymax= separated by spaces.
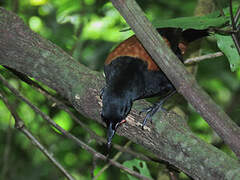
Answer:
xmin=140 ymin=90 xmax=176 ymax=129
xmin=100 ymin=87 xmax=105 ymax=99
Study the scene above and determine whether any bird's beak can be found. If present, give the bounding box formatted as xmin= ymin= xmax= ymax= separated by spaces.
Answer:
xmin=107 ymin=122 xmax=115 ymax=152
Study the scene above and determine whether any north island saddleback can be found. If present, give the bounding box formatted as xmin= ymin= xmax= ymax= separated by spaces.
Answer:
xmin=101 ymin=28 xmax=209 ymax=152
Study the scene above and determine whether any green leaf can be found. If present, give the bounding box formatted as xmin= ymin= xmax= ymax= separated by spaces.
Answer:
xmin=123 ymin=159 xmax=152 ymax=180
xmin=154 ymin=15 xmax=228 ymax=30
xmin=215 ymin=34 xmax=240 ymax=72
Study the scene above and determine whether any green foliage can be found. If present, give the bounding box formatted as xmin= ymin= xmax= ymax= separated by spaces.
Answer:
xmin=154 ymin=4 xmax=240 ymax=71
xmin=0 ymin=0 xmax=240 ymax=180
xmin=154 ymin=13 xmax=228 ymax=30
xmin=123 ymin=159 xmax=152 ymax=180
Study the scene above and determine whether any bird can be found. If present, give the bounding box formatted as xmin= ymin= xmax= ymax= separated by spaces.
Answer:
xmin=100 ymin=27 xmax=209 ymax=151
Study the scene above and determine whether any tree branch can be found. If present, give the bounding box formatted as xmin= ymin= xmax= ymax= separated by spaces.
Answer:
xmin=110 ymin=0 xmax=240 ymax=159
xmin=93 ymin=141 xmax=132 ymax=180
xmin=0 ymin=7 xmax=240 ymax=179
xmin=184 ymin=52 xmax=224 ymax=64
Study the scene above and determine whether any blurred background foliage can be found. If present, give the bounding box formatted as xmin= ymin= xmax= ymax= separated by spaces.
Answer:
xmin=0 ymin=0 xmax=239 ymax=179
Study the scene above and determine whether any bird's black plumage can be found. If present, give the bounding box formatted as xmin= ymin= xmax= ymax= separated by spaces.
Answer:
xmin=102 ymin=56 xmax=175 ymax=150
xmin=101 ymin=28 xmax=209 ymax=151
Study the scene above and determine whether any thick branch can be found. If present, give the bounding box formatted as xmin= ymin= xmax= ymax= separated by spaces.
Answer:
xmin=0 ymin=7 xmax=240 ymax=179
xmin=110 ymin=0 xmax=240 ymax=159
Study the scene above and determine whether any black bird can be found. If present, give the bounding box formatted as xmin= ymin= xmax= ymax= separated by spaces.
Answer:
xmin=101 ymin=28 xmax=208 ymax=150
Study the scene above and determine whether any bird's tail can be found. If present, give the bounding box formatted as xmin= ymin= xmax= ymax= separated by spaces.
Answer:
xmin=182 ymin=29 xmax=209 ymax=43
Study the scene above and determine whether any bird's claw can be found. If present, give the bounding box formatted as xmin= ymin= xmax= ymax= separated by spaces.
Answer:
xmin=100 ymin=87 xmax=105 ymax=100
xmin=139 ymin=107 xmax=152 ymax=115
xmin=141 ymin=112 xmax=152 ymax=130
xmin=140 ymin=102 xmax=166 ymax=129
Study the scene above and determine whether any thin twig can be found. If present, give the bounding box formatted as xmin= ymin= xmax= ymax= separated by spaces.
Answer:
xmin=3 ymin=66 xmax=65 ymax=105
xmin=0 ymin=74 xmax=152 ymax=180
xmin=229 ymin=0 xmax=236 ymax=30
xmin=234 ymin=6 xmax=240 ymax=23
xmin=184 ymin=52 xmax=224 ymax=64
xmin=231 ymin=34 xmax=240 ymax=55
xmin=22 ymin=128 xmax=75 ymax=179
xmin=0 ymin=90 xmax=75 ymax=180
xmin=1 ymin=115 xmax=13 ymax=179
xmin=234 ymin=6 xmax=240 ymax=50
xmin=93 ymin=141 xmax=132 ymax=180
xmin=229 ymin=0 xmax=240 ymax=55
xmin=91 ymin=155 xmax=97 ymax=178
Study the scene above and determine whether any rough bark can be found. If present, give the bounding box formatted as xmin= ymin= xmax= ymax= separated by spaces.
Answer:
xmin=0 ymin=8 xmax=240 ymax=180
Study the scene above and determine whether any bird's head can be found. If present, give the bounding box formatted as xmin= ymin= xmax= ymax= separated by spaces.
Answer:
xmin=101 ymin=88 xmax=132 ymax=151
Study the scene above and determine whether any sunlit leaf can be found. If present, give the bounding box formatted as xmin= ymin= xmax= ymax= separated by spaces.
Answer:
xmin=29 ymin=16 xmax=43 ymax=32
xmin=53 ymin=111 xmax=73 ymax=133
xmin=30 ymin=0 xmax=48 ymax=6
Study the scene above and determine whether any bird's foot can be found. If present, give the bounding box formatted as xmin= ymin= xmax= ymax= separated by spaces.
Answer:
xmin=139 ymin=90 xmax=176 ymax=129
xmin=140 ymin=102 xmax=166 ymax=130
xmin=100 ymin=87 xmax=105 ymax=99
